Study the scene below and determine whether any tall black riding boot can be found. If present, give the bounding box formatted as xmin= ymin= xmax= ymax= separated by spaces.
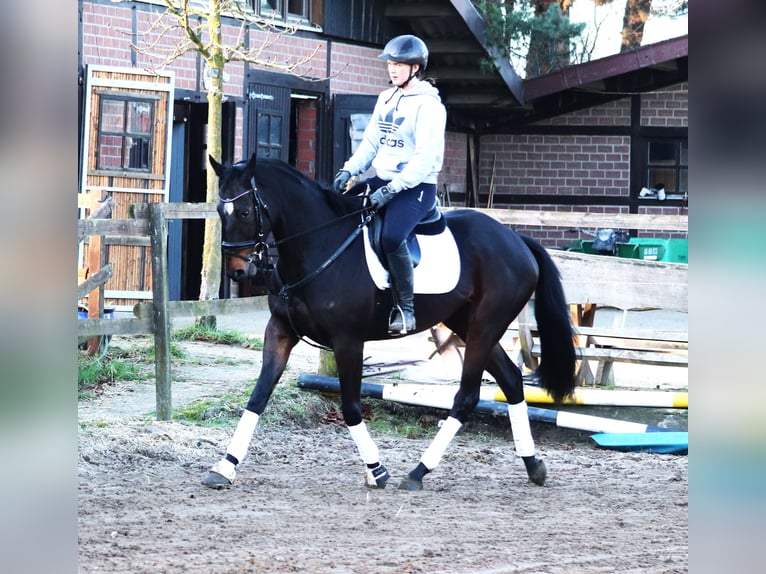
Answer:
xmin=385 ymin=241 xmax=416 ymax=336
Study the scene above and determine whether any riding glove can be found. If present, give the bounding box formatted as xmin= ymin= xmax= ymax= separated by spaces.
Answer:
xmin=370 ymin=185 xmax=397 ymax=210
xmin=333 ymin=170 xmax=351 ymax=193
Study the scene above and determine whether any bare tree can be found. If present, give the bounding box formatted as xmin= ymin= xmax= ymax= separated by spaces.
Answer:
xmin=619 ymin=0 xmax=652 ymax=51
xmin=124 ymin=1 xmax=325 ymax=325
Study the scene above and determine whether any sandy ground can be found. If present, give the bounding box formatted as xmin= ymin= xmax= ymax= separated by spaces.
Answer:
xmin=78 ymin=311 xmax=688 ymax=573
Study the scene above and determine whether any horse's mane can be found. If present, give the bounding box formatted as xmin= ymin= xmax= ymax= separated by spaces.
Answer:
xmin=227 ymin=157 xmax=360 ymax=216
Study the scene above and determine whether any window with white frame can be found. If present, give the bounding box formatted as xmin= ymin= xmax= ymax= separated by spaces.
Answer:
xmin=254 ymin=0 xmax=311 ymax=25
xmin=97 ymin=96 xmax=154 ymax=172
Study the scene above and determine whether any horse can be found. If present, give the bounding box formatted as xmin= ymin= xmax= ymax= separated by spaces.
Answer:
xmin=203 ymin=154 xmax=576 ymax=491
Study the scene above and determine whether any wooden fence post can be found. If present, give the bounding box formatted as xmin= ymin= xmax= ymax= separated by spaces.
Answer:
xmin=150 ymin=203 xmax=172 ymax=420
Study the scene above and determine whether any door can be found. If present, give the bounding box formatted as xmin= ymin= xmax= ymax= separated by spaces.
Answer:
xmin=79 ymin=65 xmax=174 ymax=308
xmin=247 ymin=83 xmax=291 ymax=161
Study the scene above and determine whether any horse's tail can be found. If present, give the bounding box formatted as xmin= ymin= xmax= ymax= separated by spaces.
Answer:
xmin=521 ymin=235 xmax=576 ymax=403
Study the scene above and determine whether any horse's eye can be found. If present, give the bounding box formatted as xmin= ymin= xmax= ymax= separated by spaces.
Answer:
xmin=239 ymin=209 xmax=250 ymax=219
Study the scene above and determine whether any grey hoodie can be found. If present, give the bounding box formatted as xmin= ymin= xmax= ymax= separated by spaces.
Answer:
xmin=342 ymin=80 xmax=447 ymax=192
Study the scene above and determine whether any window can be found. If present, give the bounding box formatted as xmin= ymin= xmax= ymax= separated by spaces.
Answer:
xmin=97 ymin=97 xmax=154 ymax=171
xmin=254 ymin=0 xmax=311 ymax=24
xmin=256 ymin=112 xmax=284 ymax=158
xmin=646 ymin=140 xmax=688 ymax=198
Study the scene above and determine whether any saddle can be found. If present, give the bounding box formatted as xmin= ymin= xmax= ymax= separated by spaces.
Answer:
xmin=367 ymin=205 xmax=446 ymax=268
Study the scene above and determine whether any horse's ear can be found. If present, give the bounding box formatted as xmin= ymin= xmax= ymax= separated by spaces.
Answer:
xmin=209 ymin=155 xmax=224 ymax=177
xmin=245 ymin=153 xmax=258 ymax=172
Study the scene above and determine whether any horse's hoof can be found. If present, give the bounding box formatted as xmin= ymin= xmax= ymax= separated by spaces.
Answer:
xmin=527 ymin=459 xmax=547 ymax=486
xmin=365 ymin=464 xmax=390 ymax=489
xmin=202 ymin=471 xmax=232 ymax=489
xmin=398 ymin=477 xmax=423 ymax=491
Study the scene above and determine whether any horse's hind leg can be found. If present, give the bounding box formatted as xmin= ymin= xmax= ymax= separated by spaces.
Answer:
xmin=334 ymin=339 xmax=390 ymax=489
xmin=398 ymin=326 xmax=493 ymax=491
xmin=486 ymin=344 xmax=547 ymax=486
xmin=203 ymin=315 xmax=298 ymax=489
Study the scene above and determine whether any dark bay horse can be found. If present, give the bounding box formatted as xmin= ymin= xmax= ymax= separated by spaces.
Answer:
xmin=203 ymin=154 xmax=575 ymax=491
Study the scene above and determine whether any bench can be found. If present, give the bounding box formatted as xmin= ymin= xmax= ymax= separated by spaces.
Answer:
xmin=518 ymin=250 xmax=688 ymax=386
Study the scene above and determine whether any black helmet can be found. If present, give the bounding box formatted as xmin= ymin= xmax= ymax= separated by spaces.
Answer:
xmin=378 ymin=35 xmax=429 ymax=71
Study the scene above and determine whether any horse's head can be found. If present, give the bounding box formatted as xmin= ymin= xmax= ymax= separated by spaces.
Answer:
xmin=210 ymin=154 xmax=270 ymax=281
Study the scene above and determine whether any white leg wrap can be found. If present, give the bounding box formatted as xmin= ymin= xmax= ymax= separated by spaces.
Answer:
xmin=508 ymin=401 xmax=535 ymax=457
xmin=420 ymin=416 xmax=462 ymax=470
xmin=228 ymin=409 xmax=260 ymax=464
xmin=348 ymin=422 xmax=379 ymax=465
xmin=210 ymin=459 xmax=236 ymax=482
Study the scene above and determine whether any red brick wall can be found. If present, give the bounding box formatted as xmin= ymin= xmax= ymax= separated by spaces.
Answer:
xmin=331 ymin=44 xmax=390 ymax=95
xmin=295 ymin=100 xmax=317 ymax=177
xmin=641 ymin=83 xmax=688 ymax=127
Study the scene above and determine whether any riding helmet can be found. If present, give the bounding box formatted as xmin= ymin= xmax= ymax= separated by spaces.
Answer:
xmin=378 ymin=35 xmax=429 ymax=71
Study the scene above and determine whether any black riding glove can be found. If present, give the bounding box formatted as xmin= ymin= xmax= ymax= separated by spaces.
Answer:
xmin=333 ymin=170 xmax=351 ymax=193
xmin=369 ymin=185 xmax=397 ymax=210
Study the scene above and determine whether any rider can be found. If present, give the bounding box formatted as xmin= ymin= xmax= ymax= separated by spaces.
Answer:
xmin=333 ymin=34 xmax=447 ymax=336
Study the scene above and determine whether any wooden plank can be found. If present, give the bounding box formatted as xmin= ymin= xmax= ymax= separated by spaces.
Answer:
xmin=133 ymin=296 xmax=271 ymax=320
xmin=530 ymin=345 xmax=687 ymax=367
xmin=104 ymin=235 xmax=151 ymax=247
xmin=78 ymin=219 xmax=150 ymax=241
xmin=77 ymin=264 xmax=113 ymax=300
xmin=133 ymin=202 xmax=217 ymax=220
xmin=77 ymin=316 xmax=153 ymax=337
xmin=86 ymin=234 xmax=104 ymax=355
xmin=548 ymin=250 xmax=688 ymax=312
xmin=441 ymin=207 xmax=688 ymax=232
xmin=575 ymin=326 xmax=688 ymax=343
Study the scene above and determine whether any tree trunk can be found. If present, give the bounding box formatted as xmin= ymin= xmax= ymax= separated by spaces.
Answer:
xmin=197 ymin=5 xmax=225 ymax=329
xmin=620 ymin=0 xmax=652 ymax=52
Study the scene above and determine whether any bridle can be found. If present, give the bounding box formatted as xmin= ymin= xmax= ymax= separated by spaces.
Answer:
xmin=219 ymin=176 xmax=374 ymax=290
xmin=219 ymin=177 xmax=272 ymax=267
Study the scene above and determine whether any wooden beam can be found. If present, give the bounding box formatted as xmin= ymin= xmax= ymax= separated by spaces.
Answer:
xmin=441 ymin=207 xmax=688 ymax=232
xmin=132 ymin=202 xmax=216 ymax=220
xmin=149 ymin=203 xmax=172 ymax=421
xmin=77 ymin=316 xmax=153 ymax=337
xmin=133 ymin=296 xmax=271 ymax=320
xmin=449 ymin=0 xmax=525 ymax=104
xmin=77 ymin=264 xmax=113 ymax=300
xmin=78 ymin=218 xmax=150 ymax=242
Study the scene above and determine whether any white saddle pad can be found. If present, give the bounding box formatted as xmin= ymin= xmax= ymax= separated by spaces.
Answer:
xmin=362 ymin=225 xmax=461 ymax=294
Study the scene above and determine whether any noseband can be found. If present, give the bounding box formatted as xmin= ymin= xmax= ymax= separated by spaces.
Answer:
xmin=219 ymin=177 xmax=271 ymax=266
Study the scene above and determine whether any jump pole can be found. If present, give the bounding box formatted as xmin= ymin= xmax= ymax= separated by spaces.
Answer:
xmin=296 ymin=375 xmax=671 ymax=434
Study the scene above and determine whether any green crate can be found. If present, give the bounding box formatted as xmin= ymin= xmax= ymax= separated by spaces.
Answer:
xmin=566 ymin=238 xmax=687 ymax=264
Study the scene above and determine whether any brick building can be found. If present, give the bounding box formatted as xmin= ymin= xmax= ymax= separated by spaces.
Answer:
xmin=78 ymin=1 xmax=688 ymax=299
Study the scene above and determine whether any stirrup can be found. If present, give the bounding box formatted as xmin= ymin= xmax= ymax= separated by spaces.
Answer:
xmin=388 ymin=305 xmax=415 ymax=336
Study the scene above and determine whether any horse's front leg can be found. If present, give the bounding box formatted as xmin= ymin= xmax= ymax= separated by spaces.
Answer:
xmin=202 ymin=315 xmax=298 ymax=489
xmin=334 ymin=340 xmax=390 ymax=489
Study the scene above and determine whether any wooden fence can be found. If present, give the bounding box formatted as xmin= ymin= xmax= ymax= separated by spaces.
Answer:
xmin=78 ymin=204 xmax=687 ymax=421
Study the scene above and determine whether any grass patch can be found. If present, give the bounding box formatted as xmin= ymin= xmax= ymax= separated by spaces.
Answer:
xmin=78 ymin=354 xmax=145 ymax=398
xmin=173 ymin=378 xmax=335 ymax=429
xmin=172 ymin=324 xmax=263 ymax=350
